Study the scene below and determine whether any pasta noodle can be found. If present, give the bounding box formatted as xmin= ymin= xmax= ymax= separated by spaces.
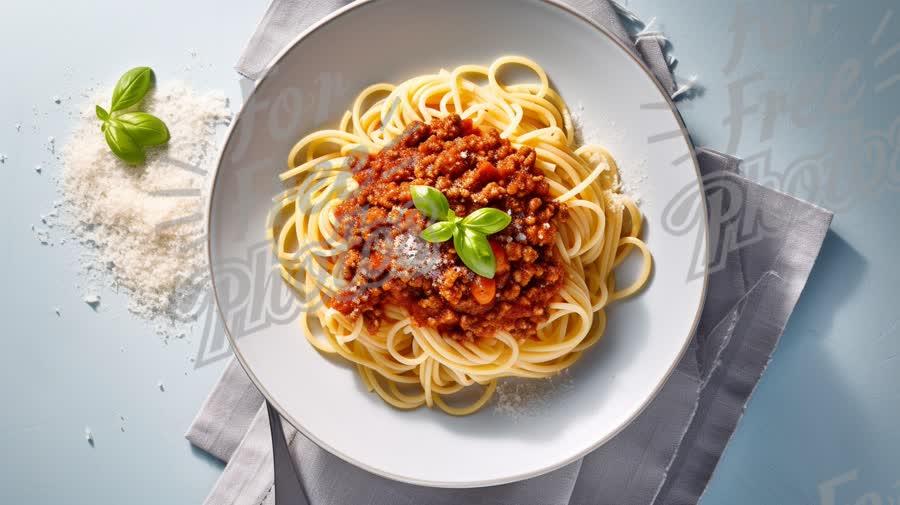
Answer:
xmin=268 ymin=56 xmax=652 ymax=415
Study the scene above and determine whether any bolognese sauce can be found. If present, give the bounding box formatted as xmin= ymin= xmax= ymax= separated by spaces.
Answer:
xmin=331 ymin=115 xmax=566 ymax=341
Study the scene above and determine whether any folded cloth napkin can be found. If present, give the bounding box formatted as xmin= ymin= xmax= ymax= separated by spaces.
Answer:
xmin=188 ymin=1 xmax=834 ymax=504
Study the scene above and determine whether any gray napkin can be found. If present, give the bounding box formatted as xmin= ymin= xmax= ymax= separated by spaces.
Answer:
xmin=189 ymin=2 xmax=834 ymax=504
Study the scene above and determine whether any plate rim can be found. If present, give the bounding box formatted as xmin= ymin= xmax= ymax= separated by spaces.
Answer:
xmin=206 ymin=0 xmax=710 ymax=488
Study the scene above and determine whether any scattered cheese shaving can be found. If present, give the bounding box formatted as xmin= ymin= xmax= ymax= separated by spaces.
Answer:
xmin=569 ymin=101 xmax=645 ymax=204
xmin=32 ymin=225 xmax=51 ymax=245
xmin=392 ymin=232 xmax=444 ymax=279
xmin=494 ymin=371 xmax=573 ymax=420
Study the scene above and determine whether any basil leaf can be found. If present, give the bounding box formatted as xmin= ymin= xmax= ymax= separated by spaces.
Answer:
xmin=453 ymin=228 xmax=496 ymax=279
xmin=96 ymin=105 xmax=109 ymax=121
xmin=460 ymin=207 xmax=511 ymax=235
xmin=116 ymin=112 xmax=170 ymax=146
xmin=110 ymin=67 xmax=154 ymax=112
xmin=420 ymin=221 xmax=455 ymax=243
xmin=104 ymin=120 xmax=145 ymax=165
xmin=410 ymin=185 xmax=450 ymax=220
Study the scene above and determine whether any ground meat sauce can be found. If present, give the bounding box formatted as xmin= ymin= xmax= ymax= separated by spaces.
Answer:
xmin=331 ymin=115 xmax=566 ymax=341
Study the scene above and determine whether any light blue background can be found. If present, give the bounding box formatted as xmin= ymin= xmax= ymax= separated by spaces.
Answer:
xmin=1 ymin=1 xmax=897 ymax=504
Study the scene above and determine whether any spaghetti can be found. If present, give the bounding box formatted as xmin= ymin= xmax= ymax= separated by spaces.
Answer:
xmin=268 ymin=56 xmax=652 ymax=415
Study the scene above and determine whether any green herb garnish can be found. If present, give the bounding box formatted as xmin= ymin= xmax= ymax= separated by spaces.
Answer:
xmin=411 ymin=185 xmax=511 ymax=278
xmin=96 ymin=67 xmax=170 ymax=165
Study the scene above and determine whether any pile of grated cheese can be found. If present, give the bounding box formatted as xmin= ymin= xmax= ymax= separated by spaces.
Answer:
xmin=59 ymin=81 xmax=231 ymax=324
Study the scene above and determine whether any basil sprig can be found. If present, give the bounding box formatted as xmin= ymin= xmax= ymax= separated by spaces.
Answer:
xmin=411 ymin=185 xmax=511 ymax=279
xmin=96 ymin=67 xmax=170 ymax=166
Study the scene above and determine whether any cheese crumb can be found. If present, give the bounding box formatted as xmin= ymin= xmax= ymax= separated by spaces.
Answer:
xmin=83 ymin=293 xmax=101 ymax=308
xmin=32 ymin=226 xmax=51 ymax=245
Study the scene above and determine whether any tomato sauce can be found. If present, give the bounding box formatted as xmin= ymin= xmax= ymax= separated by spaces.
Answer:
xmin=331 ymin=116 xmax=566 ymax=341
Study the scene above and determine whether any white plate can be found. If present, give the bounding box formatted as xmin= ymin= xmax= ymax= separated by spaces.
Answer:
xmin=208 ymin=0 xmax=707 ymax=488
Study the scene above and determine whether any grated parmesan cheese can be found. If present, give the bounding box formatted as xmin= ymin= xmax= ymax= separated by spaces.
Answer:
xmin=392 ymin=232 xmax=444 ymax=279
xmin=569 ymin=100 xmax=645 ymax=204
xmin=617 ymin=158 xmax=648 ymax=205
xmin=493 ymin=371 xmax=573 ymax=420
xmin=59 ymin=81 xmax=231 ymax=327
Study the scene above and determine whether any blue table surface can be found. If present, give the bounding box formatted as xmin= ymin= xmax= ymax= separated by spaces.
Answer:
xmin=1 ymin=1 xmax=898 ymax=504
